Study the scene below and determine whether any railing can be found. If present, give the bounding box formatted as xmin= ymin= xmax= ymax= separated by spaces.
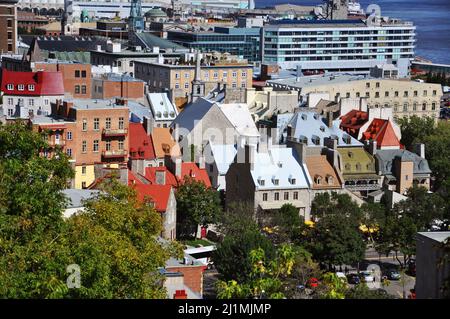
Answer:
xmin=102 ymin=150 xmax=128 ymax=158
xmin=102 ymin=128 xmax=128 ymax=137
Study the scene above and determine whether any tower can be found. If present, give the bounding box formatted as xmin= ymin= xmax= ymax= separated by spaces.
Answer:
xmin=191 ymin=51 xmax=205 ymax=103
xmin=323 ymin=0 xmax=349 ymax=20
xmin=129 ymin=0 xmax=144 ymax=33
xmin=0 ymin=0 xmax=18 ymax=54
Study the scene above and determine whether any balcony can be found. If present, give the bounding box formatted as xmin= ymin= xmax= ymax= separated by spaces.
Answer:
xmin=102 ymin=128 xmax=128 ymax=137
xmin=102 ymin=149 xmax=128 ymax=159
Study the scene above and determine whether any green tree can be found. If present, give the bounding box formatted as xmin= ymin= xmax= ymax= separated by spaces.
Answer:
xmin=311 ymin=192 xmax=362 ymax=222
xmin=176 ymin=176 xmax=221 ymax=239
xmin=345 ymin=284 xmax=395 ymax=299
xmin=397 ymin=115 xmax=436 ymax=150
xmin=216 ymin=244 xmax=296 ymax=299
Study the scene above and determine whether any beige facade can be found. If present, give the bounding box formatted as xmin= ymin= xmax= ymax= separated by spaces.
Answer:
xmin=246 ymin=87 xmax=299 ymax=120
xmin=299 ymin=79 xmax=442 ymax=120
xmin=134 ymin=61 xmax=253 ymax=107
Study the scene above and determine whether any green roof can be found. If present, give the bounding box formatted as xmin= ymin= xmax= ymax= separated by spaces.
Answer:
xmin=337 ymin=147 xmax=376 ymax=175
xmin=135 ymin=32 xmax=186 ymax=51
xmin=145 ymin=8 xmax=168 ymax=17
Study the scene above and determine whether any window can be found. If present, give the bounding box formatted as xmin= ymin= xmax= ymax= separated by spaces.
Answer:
xmin=18 ymin=84 xmax=25 ymax=91
xmin=175 ymin=73 xmax=180 ymax=79
xmin=284 ymin=192 xmax=289 ymax=200
xmin=213 ymin=72 xmax=218 ymax=78
xmin=82 ymin=182 xmax=87 ymax=189
xmin=376 ymin=82 xmax=380 ymax=88
xmin=44 ymin=99 xmax=49 ymax=106
xmin=414 ymin=91 xmax=418 ymax=97
xmin=366 ymin=82 xmax=370 ymax=88
xmin=262 ymin=193 xmax=268 ymax=201
xmin=8 ymin=32 xmax=12 ymax=40
xmin=232 ymin=83 xmax=237 ymax=88
xmin=184 ymin=83 xmax=189 ymax=89
xmin=82 ymin=119 xmax=87 ymax=131
xmin=175 ymin=83 xmax=180 ymax=89
xmin=81 ymin=70 xmax=87 ymax=78
xmin=119 ymin=117 xmax=124 ymax=129
xmin=106 ymin=141 xmax=111 ymax=151
xmin=93 ymin=140 xmax=99 ymax=152
xmin=232 ymin=71 xmax=237 ymax=78
xmin=422 ymin=103 xmax=427 ymax=111
xmin=274 ymin=192 xmax=280 ymax=201
xmin=28 ymin=99 xmax=34 ymax=106
xmin=7 ymin=19 xmax=12 ymax=28
xmin=75 ymin=70 xmax=80 ymax=78
xmin=259 ymin=179 xmax=265 ymax=186
xmin=81 ymin=85 xmax=87 ymax=94
xmin=403 ymin=103 xmax=408 ymax=112
xmin=28 ymin=85 xmax=35 ymax=91
xmin=356 ymin=92 xmax=360 ymax=98
xmin=106 ymin=118 xmax=111 ymax=129
xmin=404 ymin=91 xmax=408 ymax=97
xmin=6 ymin=84 xmax=13 ymax=90
xmin=394 ymin=103 xmax=399 ymax=112
xmin=375 ymin=92 xmax=380 ymax=98
xmin=75 ymin=85 xmax=80 ymax=94
xmin=385 ymin=91 xmax=389 ymax=97
xmin=7 ymin=98 xmax=13 ymax=105
xmin=67 ymin=131 xmax=72 ymax=140
xmin=66 ymin=148 xmax=72 ymax=157
xmin=423 ymin=90 xmax=427 ymax=97
xmin=293 ymin=192 xmax=298 ymax=200
xmin=184 ymin=72 xmax=189 ymax=79
xmin=242 ymin=72 xmax=247 ymax=77
xmin=129 ymin=61 xmax=134 ymax=67
xmin=7 ymin=109 xmax=13 ymax=117
xmin=118 ymin=141 xmax=124 ymax=150
xmin=395 ymin=91 xmax=399 ymax=97
xmin=433 ymin=90 xmax=437 ymax=96
xmin=241 ymin=83 xmax=246 ymax=88
xmin=365 ymin=92 xmax=370 ymax=98
xmin=413 ymin=103 xmax=417 ymax=111
xmin=432 ymin=102 xmax=436 ymax=110
xmin=93 ymin=118 xmax=99 ymax=131
xmin=82 ymin=141 xmax=87 ymax=153
xmin=273 ymin=179 xmax=279 ymax=186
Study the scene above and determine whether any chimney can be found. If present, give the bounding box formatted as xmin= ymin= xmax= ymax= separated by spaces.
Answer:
xmin=326 ymin=111 xmax=333 ymax=128
xmin=287 ymin=138 xmax=306 ymax=164
xmin=414 ymin=143 xmax=425 ymax=158
xmin=173 ymin=290 xmax=188 ymax=299
xmin=245 ymin=144 xmax=256 ymax=170
xmin=155 ymin=169 xmax=166 ymax=185
xmin=174 ymin=157 xmax=182 ymax=178
xmin=324 ymin=137 xmax=338 ymax=150
xmin=198 ymin=155 xmax=205 ymax=169
xmin=286 ymin=124 xmax=294 ymax=140
xmin=143 ymin=116 xmax=154 ymax=136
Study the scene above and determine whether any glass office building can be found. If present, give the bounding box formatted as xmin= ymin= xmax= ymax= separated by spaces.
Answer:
xmin=262 ymin=19 xmax=416 ymax=77
xmin=167 ymin=27 xmax=261 ymax=62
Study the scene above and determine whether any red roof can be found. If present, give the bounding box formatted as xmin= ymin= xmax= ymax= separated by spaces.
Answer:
xmin=339 ymin=110 xmax=369 ymax=137
xmin=129 ymin=123 xmax=156 ymax=160
xmin=128 ymin=170 xmax=146 ymax=185
xmin=1 ymin=69 xmax=64 ymax=96
xmin=361 ymin=119 xmax=401 ymax=148
xmin=144 ymin=163 xmax=211 ymax=188
xmin=132 ymin=184 xmax=172 ymax=212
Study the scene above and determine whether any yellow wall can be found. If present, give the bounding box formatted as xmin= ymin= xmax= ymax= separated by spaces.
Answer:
xmin=74 ymin=165 xmax=96 ymax=189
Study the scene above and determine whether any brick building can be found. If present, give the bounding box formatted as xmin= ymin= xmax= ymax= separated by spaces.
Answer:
xmin=34 ymin=62 xmax=92 ymax=99
xmin=51 ymin=98 xmax=130 ymax=189
xmin=92 ymin=73 xmax=144 ymax=100
xmin=0 ymin=0 xmax=18 ymax=54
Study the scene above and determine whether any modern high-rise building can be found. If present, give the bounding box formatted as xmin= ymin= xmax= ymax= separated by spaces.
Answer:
xmin=0 ymin=0 xmax=18 ymax=54
xmin=262 ymin=17 xmax=416 ymax=77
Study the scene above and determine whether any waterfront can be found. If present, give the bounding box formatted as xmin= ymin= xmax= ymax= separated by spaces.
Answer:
xmin=256 ymin=0 xmax=450 ymax=65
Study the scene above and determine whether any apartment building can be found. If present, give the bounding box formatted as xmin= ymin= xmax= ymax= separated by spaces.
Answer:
xmin=51 ymin=98 xmax=130 ymax=189
xmin=262 ymin=17 xmax=415 ymax=77
xmin=0 ymin=69 xmax=64 ymax=118
xmin=0 ymin=0 xmax=18 ymax=54
xmin=34 ymin=62 xmax=92 ymax=99
xmin=134 ymin=57 xmax=253 ymax=107
xmin=268 ymin=74 xmax=443 ymax=120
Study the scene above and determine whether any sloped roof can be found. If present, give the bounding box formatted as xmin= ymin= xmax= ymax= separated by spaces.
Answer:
xmin=129 ymin=123 xmax=156 ymax=160
xmin=289 ymin=111 xmax=362 ymax=147
xmin=219 ymin=103 xmax=260 ymax=137
xmin=209 ymin=143 xmax=237 ymax=175
xmin=375 ymin=149 xmax=432 ymax=176
xmin=171 ymin=98 xmax=215 ymax=133
xmin=134 ymin=32 xmax=186 ymax=51
xmin=337 ymin=147 xmax=377 ymax=175
xmin=250 ymin=147 xmax=310 ymax=190
xmin=305 ymin=155 xmax=342 ymax=190
xmin=144 ymin=163 xmax=211 ymax=188
xmin=133 ymin=184 xmax=172 ymax=212
xmin=361 ymin=119 xmax=401 ymax=148
xmin=339 ymin=109 xmax=369 ymax=137
xmin=62 ymin=189 xmax=99 ymax=208
xmin=151 ymin=127 xmax=181 ymax=158
xmin=148 ymin=93 xmax=178 ymax=121
xmin=1 ymin=69 xmax=64 ymax=96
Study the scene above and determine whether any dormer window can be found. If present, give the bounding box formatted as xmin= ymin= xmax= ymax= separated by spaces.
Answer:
xmin=342 ymin=135 xmax=352 ymax=144
xmin=314 ymin=175 xmax=322 ymax=185
xmin=313 ymin=113 xmax=319 ymax=120
xmin=6 ymin=84 xmax=14 ymax=90
xmin=272 ymin=177 xmax=279 ymax=186
xmin=301 ymin=114 xmax=307 ymax=121
xmin=28 ymin=85 xmax=35 ymax=91
xmin=17 ymin=84 xmax=25 ymax=91
xmin=290 ymin=178 xmax=296 ymax=185
xmin=326 ymin=175 xmax=334 ymax=185
xmin=311 ymin=135 xmax=320 ymax=145
xmin=259 ymin=179 xmax=265 ymax=186
xmin=299 ymin=135 xmax=308 ymax=144
xmin=319 ymin=126 xmax=326 ymax=132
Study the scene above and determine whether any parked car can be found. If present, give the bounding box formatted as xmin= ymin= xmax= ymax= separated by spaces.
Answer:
xmin=307 ymin=277 xmax=319 ymax=288
xmin=359 ymin=271 xmax=375 ymax=283
xmin=384 ymin=270 xmax=401 ymax=281
xmin=347 ymin=274 xmax=361 ymax=285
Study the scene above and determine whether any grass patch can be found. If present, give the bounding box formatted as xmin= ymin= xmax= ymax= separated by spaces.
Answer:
xmin=183 ymin=238 xmax=213 ymax=248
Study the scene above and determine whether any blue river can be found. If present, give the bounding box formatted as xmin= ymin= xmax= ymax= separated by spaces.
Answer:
xmin=255 ymin=0 xmax=450 ymax=64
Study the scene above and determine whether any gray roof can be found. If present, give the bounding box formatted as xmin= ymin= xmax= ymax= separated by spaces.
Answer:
xmin=288 ymin=111 xmax=362 ymax=147
xmin=375 ymin=149 xmax=432 ymax=176
xmin=171 ymin=98 xmax=215 ymax=133
xmin=62 ymin=189 xmax=99 ymax=208
xmin=70 ymin=98 xmax=129 ymax=110
xmin=128 ymin=101 xmax=152 ymax=123
xmin=417 ymin=232 xmax=450 ymax=243
xmin=135 ymin=32 xmax=187 ymax=51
